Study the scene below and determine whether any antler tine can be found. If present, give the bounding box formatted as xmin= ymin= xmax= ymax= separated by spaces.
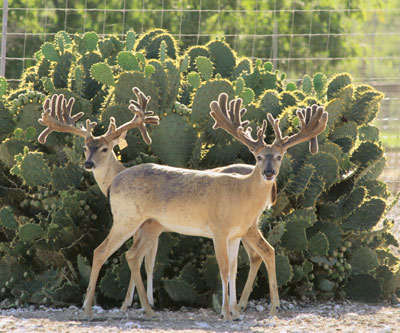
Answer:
xmin=105 ymin=87 xmax=159 ymax=145
xmin=210 ymin=93 xmax=265 ymax=152
xmin=279 ymin=105 xmax=328 ymax=151
xmin=38 ymin=94 xmax=90 ymax=144
xmin=267 ymin=113 xmax=289 ymax=146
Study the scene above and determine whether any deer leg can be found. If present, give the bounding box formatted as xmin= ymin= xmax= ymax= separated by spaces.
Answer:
xmin=125 ymin=240 xmax=156 ymax=317
xmin=145 ymin=237 xmax=159 ymax=306
xmin=228 ymin=237 xmax=241 ymax=320
xmin=83 ymin=224 xmax=137 ymax=316
xmin=121 ymin=239 xmax=143 ymax=311
xmin=238 ymin=238 xmax=262 ymax=311
xmin=121 ymin=220 xmax=163 ymax=311
xmin=212 ymin=235 xmax=231 ymax=321
xmin=242 ymin=224 xmax=280 ymax=315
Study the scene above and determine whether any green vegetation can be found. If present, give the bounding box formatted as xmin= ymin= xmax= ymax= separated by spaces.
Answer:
xmin=0 ymin=30 xmax=399 ymax=311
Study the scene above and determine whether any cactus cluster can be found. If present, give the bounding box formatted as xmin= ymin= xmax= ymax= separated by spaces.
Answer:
xmin=0 ymin=29 xmax=399 ymax=310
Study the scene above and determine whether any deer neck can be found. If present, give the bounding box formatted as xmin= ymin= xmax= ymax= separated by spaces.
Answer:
xmin=245 ymin=163 xmax=276 ymax=207
xmin=92 ymin=152 xmax=126 ymax=196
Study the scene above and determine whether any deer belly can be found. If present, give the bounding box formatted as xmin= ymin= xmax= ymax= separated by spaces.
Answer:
xmin=161 ymin=222 xmax=212 ymax=238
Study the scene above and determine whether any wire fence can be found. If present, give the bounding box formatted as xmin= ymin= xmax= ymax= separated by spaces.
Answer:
xmin=1 ymin=0 xmax=400 ymax=191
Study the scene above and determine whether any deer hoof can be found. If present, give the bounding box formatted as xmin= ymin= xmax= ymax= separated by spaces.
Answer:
xmin=269 ymin=304 xmax=280 ymax=316
xmin=145 ymin=308 xmax=156 ymax=318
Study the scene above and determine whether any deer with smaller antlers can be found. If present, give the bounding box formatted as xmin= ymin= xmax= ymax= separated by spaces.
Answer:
xmin=73 ymin=92 xmax=327 ymax=321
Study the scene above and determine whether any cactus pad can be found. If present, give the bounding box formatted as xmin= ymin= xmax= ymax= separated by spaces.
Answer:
xmin=91 ymin=63 xmax=116 ymax=87
xmin=51 ymin=163 xmax=83 ymax=191
xmin=308 ymin=232 xmax=329 ymax=256
xmin=302 ymin=74 xmax=312 ymax=95
xmin=117 ymin=51 xmax=140 ymax=71
xmin=349 ymin=247 xmax=378 ymax=274
xmin=0 ymin=207 xmax=18 ymax=230
xmin=327 ymin=73 xmax=352 ymax=100
xmin=342 ymin=198 xmax=386 ymax=231
xmin=345 ymin=274 xmax=381 ymax=302
xmin=163 ymin=278 xmax=198 ymax=303
xmin=19 ymin=223 xmax=44 ymax=243
xmin=275 ymin=254 xmax=293 ymax=287
xmin=206 ymin=40 xmax=236 ymax=78
xmin=83 ymin=32 xmax=98 ymax=52
xmin=350 ymin=141 xmax=383 ymax=167
xmin=19 ymin=152 xmax=51 ymax=187
xmin=196 ymin=56 xmax=214 ymax=81
xmin=190 ymin=79 xmax=234 ymax=126
xmin=151 ymin=113 xmax=197 ymax=167
xmin=41 ymin=42 xmax=59 ymax=61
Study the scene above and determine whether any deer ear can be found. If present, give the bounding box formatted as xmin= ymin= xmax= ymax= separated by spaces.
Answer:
xmin=271 ymin=181 xmax=277 ymax=206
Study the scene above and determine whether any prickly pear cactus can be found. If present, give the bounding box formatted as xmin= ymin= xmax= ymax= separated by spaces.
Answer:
xmin=0 ymin=29 xmax=398 ymax=311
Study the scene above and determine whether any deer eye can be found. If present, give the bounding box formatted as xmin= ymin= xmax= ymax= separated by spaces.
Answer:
xmin=257 ymin=156 xmax=262 ymax=161
xmin=101 ymin=147 xmax=108 ymax=153
xmin=277 ymin=156 xmax=282 ymax=161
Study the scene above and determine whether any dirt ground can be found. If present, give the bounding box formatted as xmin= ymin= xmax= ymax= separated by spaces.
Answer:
xmin=1 ymin=299 xmax=400 ymax=332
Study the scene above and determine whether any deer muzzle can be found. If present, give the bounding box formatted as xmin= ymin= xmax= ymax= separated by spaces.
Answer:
xmin=84 ymin=160 xmax=95 ymax=170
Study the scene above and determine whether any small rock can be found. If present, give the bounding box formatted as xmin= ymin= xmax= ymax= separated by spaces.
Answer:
xmin=247 ymin=301 xmax=256 ymax=309
xmin=123 ymin=321 xmax=139 ymax=329
xmin=378 ymin=325 xmax=392 ymax=333
xmin=195 ymin=322 xmax=211 ymax=328
xmin=92 ymin=305 xmax=104 ymax=314
xmin=255 ymin=304 xmax=265 ymax=312
xmin=68 ymin=305 xmax=78 ymax=311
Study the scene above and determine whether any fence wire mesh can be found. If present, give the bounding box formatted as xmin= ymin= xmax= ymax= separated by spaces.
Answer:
xmin=1 ymin=0 xmax=400 ymax=191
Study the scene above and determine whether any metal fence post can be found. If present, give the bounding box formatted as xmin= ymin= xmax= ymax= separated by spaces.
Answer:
xmin=0 ymin=0 xmax=9 ymax=77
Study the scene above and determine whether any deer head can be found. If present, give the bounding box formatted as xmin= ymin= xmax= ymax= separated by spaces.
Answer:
xmin=38 ymin=87 xmax=159 ymax=171
xmin=210 ymin=93 xmax=328 ymax=181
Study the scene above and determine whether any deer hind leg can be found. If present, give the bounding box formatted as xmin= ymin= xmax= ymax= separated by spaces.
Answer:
xmin=228 ymin=237 xmax=241 ymax=320
xmin=212 ymin=235 xmax=231 ymax=321
xmin=83 ymin=223 xmax=138 ymax=316
xmin=121 ymin=220 xmax=162 ymax=311
xmin=238 ymin=237 xmax=262 ymax=311
xmin=145 ymin=236 xmax=159 ymax=306
xmin=242 ymin=224 xmax=280 ymax=315
xmin=121 ymin=237 xmax=142 ymax=311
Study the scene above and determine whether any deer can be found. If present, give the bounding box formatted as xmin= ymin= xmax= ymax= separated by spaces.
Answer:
xmin=76 ymin=92 xmax=327 ymax=321
xmin=37 ymin=88 xmax=281 ymax=315
xmin=120 ymin=104 xmax=323 ymax=313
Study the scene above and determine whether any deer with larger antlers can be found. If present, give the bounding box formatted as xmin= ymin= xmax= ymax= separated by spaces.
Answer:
xmin=74 ymin=92 xmax=327 ymax=321
xmin=120 ymin=104 xmax=324 ymax=313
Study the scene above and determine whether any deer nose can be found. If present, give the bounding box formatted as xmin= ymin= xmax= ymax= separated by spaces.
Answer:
xmin=84 ymin=161 xmax=94 ymax=170
xmin=265 ymin=167 xmax=275 ymax=176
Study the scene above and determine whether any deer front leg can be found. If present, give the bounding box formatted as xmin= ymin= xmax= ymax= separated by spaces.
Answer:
xmin=242 ymin=224 xmax=280 ymax=315
xmin=213 ymin=235 xmax=231 ymax=321
xmin=238 ymin=238 xmax=262 ymax=311
xmin=228 ymin=238 xmax=241 ymax=320
xmin=83 ymin=225 xmax=135 ymax=316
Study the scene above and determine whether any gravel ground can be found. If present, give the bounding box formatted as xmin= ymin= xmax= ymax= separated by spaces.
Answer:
xmin=1 ymin=299 xmax=400 ymax=332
